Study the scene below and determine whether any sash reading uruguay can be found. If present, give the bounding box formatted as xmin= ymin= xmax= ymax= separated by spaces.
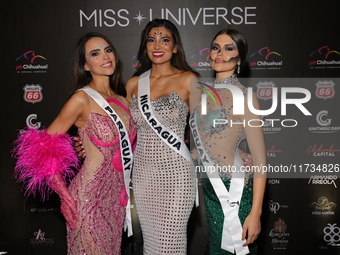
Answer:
xmin=189 ymin=112 xmax=208 ymax=164
xmin=104 ymin=105 xmax=132 ymax=169
xmin=139 ymin=94 xmax=182 ymax=151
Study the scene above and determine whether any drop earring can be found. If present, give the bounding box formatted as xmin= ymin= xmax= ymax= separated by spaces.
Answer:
xmin=237 ymin=64 xmax=240 ymax=74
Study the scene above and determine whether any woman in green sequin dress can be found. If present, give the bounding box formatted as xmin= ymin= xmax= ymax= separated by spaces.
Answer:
xmin=196 ymin=29 xmax=266 ymax=254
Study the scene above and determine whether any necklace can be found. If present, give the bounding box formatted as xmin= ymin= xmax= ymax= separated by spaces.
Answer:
xmin=214 ymin=75 xmax=238 ymax=85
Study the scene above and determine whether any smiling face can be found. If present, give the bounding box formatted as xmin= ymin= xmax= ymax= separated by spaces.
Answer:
xmin=146 ymin=27 xmax=177 ymax=65
xmin=84 ymin=37 xmax=116 ymax=77
xmin=209 ymin=34 xmax=240 ymax=78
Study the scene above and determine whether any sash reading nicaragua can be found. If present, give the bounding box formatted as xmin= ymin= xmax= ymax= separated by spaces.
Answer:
xmin=79 ymin=86 xmax=134 ymax=237
xmin=138 ymin=70 xmax=192 ymax=162
xmin=138 ymin=70 xmax=199 ymax=206
xmin=189 ymin=106 xmax=249 ymax=255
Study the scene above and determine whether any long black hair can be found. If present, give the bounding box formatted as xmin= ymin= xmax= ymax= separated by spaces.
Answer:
xmin=133 ymin=19 xmax=199 ymax=77
xmin=71 ymin=32 xmax=126 ymax=96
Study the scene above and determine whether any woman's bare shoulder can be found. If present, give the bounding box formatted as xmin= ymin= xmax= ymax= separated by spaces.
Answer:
xmin=126 ymin=76 xmax=140 ymax=101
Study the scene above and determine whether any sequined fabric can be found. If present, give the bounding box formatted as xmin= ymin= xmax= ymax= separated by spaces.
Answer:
xmin=130 ymin=92 xmax=195 ymax=254
xmin=67 ymin=99 xmax=136 ymax=255
xmin=201 ymin=178 xmax=257 ymax=255
xmin=197 ymin=77 xmax=249 ymax=181
xmin=197 ymin=77 xmax=256 ymax=254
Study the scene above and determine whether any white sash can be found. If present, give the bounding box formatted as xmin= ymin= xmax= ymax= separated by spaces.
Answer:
xmin=79 ymin=86 xmax=134 ymax=237
xmin=189 ymin=108 xmax=249 ymax=255
xmin=138 ymin=70 xmax=199 ymax=206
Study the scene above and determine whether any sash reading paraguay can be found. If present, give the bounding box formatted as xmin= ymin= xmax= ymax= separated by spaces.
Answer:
xmin=79 ymin=86 xmax=134 ymax=236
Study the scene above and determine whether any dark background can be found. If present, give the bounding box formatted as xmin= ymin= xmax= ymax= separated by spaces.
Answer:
xmin=1 ymin=0 xmax=339 ymax=254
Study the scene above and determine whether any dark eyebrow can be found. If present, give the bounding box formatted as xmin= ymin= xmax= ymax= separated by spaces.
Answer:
xmin=212 ymin=42 xmax=236 ymax=47
xmin=89 ymin=49 xmax=100 ymax=54
xmin=147 ymin=35 xmax=171 ymax=39
xmin=89 ymin=45 xmax=112 ymax=53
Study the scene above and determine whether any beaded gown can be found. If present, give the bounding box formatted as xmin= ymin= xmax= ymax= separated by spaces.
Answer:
xmin=67 ymin=98 xmax=136 ymax=255
xmin=130 ymin=92 xmax=196 ymax=254
xmin=196 ymin=77 xmax=257 ymax=255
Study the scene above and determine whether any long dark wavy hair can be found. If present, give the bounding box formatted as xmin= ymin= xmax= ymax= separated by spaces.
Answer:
xmin=133 ymin=18 xmax=199 ymax=77
xmin=71 ymin=32 xmax=126 ymax=96
xmin=211 ymin=29 xmax=248 ymax=74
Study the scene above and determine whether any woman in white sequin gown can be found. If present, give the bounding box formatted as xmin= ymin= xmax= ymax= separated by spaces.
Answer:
xmin=126 ymin=19 xmax=199 ymax=254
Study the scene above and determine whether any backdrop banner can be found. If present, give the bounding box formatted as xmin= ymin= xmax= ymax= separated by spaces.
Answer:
xmin=1 ymin=0 xmax=339 ymax=254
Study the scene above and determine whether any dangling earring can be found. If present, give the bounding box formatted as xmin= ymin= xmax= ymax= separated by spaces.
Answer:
xmin=237 ymin=64 xmax=240 ymax=74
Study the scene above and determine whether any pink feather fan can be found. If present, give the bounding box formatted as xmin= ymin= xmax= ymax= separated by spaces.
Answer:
xmin=12 ymin=128 xmax=79 ymax=200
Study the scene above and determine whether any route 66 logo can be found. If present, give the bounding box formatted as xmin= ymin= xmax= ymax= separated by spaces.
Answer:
xmin=315 ymin=81 xmax=335 ymax=100
xmin=256 ymin=81 xmax=276 ymax=100
xmin=23 ymin=84 xmax=43 ymax=103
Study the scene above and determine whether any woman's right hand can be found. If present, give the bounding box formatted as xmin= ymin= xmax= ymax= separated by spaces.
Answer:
xmin=73 ymin=136 xmax=86 ymax=158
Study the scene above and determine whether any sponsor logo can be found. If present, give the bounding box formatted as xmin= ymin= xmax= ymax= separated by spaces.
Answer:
xmin=307 ymin=144 xmax=339 ymax=157
xmin=269 ymin=218 xmax=289 ymax=250
xmin=311 ymin=196 xmax=336 ymax=216
xmin=249 ymin=47 xmax=283 ymax=70
xmin=256 ymin=81 xmax=275 ymax=100
xmin=309 ymin=46 xmax=340 ymax=69
xmin=30 ymin=229 xmax=54 ymax=246
xmin=190 ymin=48 xmax=211 ymax=72
xmin=26 ymin=114 xmax=41 ymax=129
xmin=323 ymin=223 xmax=340 ymax=244
xmin=308 ymin=110 xmax=340 ymax=134
xmin=308 ymin=175 xmax=337 ymax=188
xmin=315 ymin=80 xmax=335 ymax=100
xmin=23 ymin=84 xmax=43 ymax=104
xmin=16 ymin=51 xmax=48 ymax=73
xmin=268 ymin=200 xmax=288 ymax=214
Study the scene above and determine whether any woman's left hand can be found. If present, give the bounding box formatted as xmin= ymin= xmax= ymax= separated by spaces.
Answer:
xmin=238 ymin=150 xmax=253 ymax=169
xmin=241 ymin=212 xmax=261 ymax=246
xmin=73 ymin=136 xmax=86 ymax=158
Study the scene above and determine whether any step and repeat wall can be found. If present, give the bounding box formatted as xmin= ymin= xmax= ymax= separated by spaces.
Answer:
xmin=1 ymin=0 xmax=339 ymax=254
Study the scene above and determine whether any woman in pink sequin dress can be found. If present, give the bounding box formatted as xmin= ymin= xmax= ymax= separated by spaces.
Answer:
xmin=61 ymin=33 xmax=136 ymax=254
xmin=14 ymin=32 xmax=136 ymax=255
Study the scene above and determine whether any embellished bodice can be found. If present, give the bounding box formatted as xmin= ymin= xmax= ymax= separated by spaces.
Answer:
xmin=78 ymin=100 xmax=136 ymax=163
xmin=79 ymin=112 xmax=121 ymax=157
xmin=196 ymin=77 xmax=248 ymax=178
